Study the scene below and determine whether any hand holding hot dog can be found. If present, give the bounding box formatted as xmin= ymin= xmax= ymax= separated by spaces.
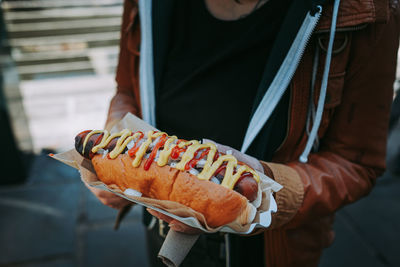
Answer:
xmin=146 ymin=208 xmax=204 ymax=235
xmin=84 ymin=181 xmax=131 ymax=210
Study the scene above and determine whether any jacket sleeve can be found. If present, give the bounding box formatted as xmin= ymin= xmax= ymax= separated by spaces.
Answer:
xmin=263 ymin=5 xmax=400 ymax=229
xmin=106 ymin=0 xmax=141 ymax=130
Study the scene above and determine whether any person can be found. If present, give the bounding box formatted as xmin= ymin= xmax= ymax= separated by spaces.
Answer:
xmin=86 ymin=0 xmax=400 ymax=266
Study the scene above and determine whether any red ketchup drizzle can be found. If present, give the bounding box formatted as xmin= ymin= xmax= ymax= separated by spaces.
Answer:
xmin=185 ymin=148 xmax=210 ymax=170
xmin=92 ymin=133 xmax=104 ymax=158
xmin=214 ymin=163 xmax=227 ymax=178
xmin=170 ymin=140 xmax=187 ymax=159
xmin=144 ymin=134 xmax=167 ymax=171
xmin=79 ymin=130 xmax=92 ymax=136
xmin=127 ymin=131 xmax=144 ymax=157
xmin=94 ymin=133 xmax=104 ymax=146
xmin=213 ymin=162 xmax=254 ymax=187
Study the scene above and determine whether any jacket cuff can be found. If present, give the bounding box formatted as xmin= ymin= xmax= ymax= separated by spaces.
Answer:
xmin=260 ymin=161 xmax=304 ymax=229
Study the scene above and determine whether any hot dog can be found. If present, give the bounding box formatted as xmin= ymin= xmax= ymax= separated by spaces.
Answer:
xmin=75 ymin=129 xmax=261 ymax=227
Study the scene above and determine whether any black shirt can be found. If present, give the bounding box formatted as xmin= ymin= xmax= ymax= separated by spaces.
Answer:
xmin=150 ymin=2 xmax=292 ymax=266
xmin=156 ymin=0 xmax=290 ymax=154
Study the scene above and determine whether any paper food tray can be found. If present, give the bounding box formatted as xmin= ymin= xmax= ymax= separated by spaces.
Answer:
xmin=52 ymin=113 xmax=282 ymax=234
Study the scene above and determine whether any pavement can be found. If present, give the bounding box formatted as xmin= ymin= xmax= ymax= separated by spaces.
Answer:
xmin=0 ymin=151 xmax=399 ymax=267
xmin=0 ymin=153 xmax=149 ymax=267
xmin=319 ymin=170 xmax=400 ymax=267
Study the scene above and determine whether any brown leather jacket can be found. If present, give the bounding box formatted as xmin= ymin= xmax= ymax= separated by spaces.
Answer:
xmin=107 ymin=0 xmax=400 ymax=266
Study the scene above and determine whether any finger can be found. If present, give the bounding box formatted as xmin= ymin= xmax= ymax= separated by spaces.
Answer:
xmin=168 ymin=220 xmax=203 ymax=235
xmin=97 ymin=190 xmax=124 ymax=200
xmin=85 ymin=183 xmax=128 ymax=203
xmin=147 ymin=209 xmax=203 ymax=234
xmin=101 ymin=197 xmax=131 ymax=210
xmin=93 ymin=189 xmax=131 ymax=209
xmin=85 ymin=184 xmax=112 ymax=197
xmin=84 ymin=182 xmax=130 ymax=207
xmin=146 ymin=208 xmax=174 ymax=224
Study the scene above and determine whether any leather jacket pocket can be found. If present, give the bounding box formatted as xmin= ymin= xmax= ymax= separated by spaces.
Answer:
xmin=317 ymin=71 xmax=346 ymax=138
xmin=324 ymin=71 xmax=345 ymax=109
xmin=314 ymin=33 xmax=351 ymax=138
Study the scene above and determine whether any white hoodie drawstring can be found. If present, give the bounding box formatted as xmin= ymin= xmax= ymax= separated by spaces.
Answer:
xmin=139 ymin=0 xmax=156 ymax=126
xmin=299 ymin=0 xmax=342 ymax=163
xmin=305 ymin=43 xmax=321 ymax=152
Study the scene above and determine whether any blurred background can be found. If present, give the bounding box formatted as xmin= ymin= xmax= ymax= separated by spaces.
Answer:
xmin=0 ymin=1 xmax=148 ymax=266
xmin=0 ymin=0 xmax=399 ymax=266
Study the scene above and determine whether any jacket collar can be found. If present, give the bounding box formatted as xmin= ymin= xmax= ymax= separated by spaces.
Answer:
xmin=317 ymin=0 xmax=388 ymax=31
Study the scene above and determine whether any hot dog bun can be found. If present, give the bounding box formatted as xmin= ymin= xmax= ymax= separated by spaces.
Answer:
xmin=92 ymin=153 xmax=253 ymax=227
xmin=75 ymin=129 xmax=260 ymax=228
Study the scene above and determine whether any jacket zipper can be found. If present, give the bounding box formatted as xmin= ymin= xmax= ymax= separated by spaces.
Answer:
xmin=241 ymin=7 xmax=323 ymax=153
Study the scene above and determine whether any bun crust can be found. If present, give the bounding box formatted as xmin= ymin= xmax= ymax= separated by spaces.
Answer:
xmin=92 ymin=153 xmax=250 ymax=227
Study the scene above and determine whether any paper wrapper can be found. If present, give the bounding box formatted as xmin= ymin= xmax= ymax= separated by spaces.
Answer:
xmin=51 ymin=113 xmax=282 ymax=266
xmin=158 ymin=230 xmax=200 ymax=267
